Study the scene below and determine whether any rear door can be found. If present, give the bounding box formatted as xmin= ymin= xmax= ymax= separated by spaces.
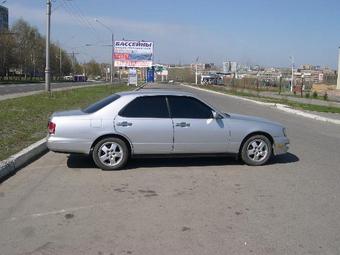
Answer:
xmin=114 ymin=96 xmax=173 ymax=154
xmin=168 ymin=96 xmax=229 ymax=153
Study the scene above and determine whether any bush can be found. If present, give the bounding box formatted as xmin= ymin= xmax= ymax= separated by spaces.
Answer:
xmin=312 ymin=91 xmax=318 ymax=98
xmin=305 ymin=93 xmax=310 ymax=98
xmin=323 ymin=93 xmax=328 ymax=101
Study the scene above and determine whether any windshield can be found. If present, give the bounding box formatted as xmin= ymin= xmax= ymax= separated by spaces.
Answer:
xmin=82 ymin=94 xmax=120 ymax=114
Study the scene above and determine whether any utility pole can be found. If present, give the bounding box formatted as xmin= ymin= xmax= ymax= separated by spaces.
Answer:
xmin=66 ymin=52 xmax=79 ymax=74
xmin=279 ymin=75 xmax=282 ymax=95
xmin=195 ymin=56 xmax=199 ymax=85
xmin=45 ymin=0 xmax=51 ymax=92
xmin=59 ymin=48 xmax=62 ymax=78
xmin=337 ymin=47 xmax=340 ymax=90
xmin=290 ymin=56 xmax=294 ymax=93
xmin=95 ymin=18 xmax=114 ymax=83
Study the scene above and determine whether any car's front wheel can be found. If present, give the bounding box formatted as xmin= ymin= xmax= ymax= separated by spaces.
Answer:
xmin=241 ymin=135 xmax=272 ymax=166
xmin=92 ymin=137 xmax=129 ymax=170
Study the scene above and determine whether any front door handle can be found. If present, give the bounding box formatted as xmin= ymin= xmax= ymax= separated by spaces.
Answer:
xmin=116 ymin=121 xmax=132 ymax=127
xmin=176 ymin=122 xmax=190 ymax=127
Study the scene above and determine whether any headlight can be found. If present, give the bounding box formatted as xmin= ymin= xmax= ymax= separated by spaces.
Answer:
xmin=282 ymin=128 xmax=287 ymax=137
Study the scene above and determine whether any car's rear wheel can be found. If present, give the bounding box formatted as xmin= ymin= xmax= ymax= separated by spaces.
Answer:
xmin=92 ymin=137 xmax=129 ymax=170
xmin=241 ymin=135 xmax=272 ymax=166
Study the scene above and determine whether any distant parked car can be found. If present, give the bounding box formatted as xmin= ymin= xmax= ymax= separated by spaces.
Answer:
xmin=47 ymin=90 xmax=289 ymax=170
xmin=63 ymin=75 xmax=73 ymax=81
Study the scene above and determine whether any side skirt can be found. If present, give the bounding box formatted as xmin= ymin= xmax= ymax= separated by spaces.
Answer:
xmin=132 ymin=153 xmax=238 ymax=159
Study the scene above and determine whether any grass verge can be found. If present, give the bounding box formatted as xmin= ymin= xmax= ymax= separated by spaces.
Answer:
xmin=0 ymin=84 xmax=133 ymax=161
xmin=196 ymin=85 xmax=340 ymax=114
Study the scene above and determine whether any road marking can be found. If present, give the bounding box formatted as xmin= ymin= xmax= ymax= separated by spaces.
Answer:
xmin=182 ymin=84 xmax=340 ymax=126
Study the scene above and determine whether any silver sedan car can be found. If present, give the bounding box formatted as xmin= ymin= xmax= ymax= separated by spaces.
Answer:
xmin=47 ymin=90 xmax=289 ymax=170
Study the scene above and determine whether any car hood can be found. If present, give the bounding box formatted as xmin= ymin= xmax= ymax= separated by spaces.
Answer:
xmin=226 ymin=113 xmax=283 ymax=127
xmin=52 ymin=109 xmax=86 ymax=117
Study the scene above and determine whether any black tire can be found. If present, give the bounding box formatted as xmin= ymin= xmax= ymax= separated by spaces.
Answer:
xmin=241 ymin=135 xmax=272 ymax=166
xmin=92 ymin=137 xmax=129 ymax=170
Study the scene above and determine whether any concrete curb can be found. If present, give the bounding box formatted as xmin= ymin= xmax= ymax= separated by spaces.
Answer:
xmin=183 ymin=84 xmax=340 ymax=126
xmin=0 ymin=139 xmax=47 ymax=180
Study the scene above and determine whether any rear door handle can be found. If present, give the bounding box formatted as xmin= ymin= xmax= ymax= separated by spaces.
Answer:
xmin=116 ymin=121 xmax=132 ymax=127
xmin=176 ymin=122 xmax=190 ymax=127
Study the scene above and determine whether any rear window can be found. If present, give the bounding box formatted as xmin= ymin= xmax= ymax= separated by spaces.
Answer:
xmin=82 ymin=94 xmax=120 ymax=113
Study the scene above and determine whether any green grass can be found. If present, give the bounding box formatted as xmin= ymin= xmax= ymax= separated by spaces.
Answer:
xmin=197 ymin=85 xmax=340 ymax=114
xmin=0 ymin=84 xmax=133 ymax=161
xmin=267 ymin=98 xmax=340 ymax=113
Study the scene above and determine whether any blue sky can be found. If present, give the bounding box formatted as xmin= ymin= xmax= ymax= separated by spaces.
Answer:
xmin=4 ymin=0 xmax=340 ymax=68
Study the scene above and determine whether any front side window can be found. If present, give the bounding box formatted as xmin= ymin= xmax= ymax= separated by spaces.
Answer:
xmin=168 ymin=96 xmax=213 ymax=119
xmin=119 ymin=96 xmax=169 ymax=118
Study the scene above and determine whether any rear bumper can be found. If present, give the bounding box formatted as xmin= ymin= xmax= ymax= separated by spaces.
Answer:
xmin=273 ymin=136 xmax=289 ymax=155
xmin=47 ymin=136 xmax=92 ymax=154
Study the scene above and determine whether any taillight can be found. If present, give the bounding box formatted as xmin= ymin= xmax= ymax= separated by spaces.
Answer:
xmin=48 ymin=121 xmax=56 ymax=134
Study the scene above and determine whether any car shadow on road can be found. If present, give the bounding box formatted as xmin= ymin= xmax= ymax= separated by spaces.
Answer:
xmin=66 ymin=152 xmax=299 ymax=170
xmin=269 ymin=153 xmax=299 ymax=165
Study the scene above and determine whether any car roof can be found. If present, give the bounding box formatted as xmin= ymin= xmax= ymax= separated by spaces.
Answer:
xmin=116 ymin=89 xmax=195 ymax=97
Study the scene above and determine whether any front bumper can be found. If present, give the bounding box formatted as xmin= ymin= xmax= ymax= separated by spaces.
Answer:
xmin=273 ymin=136 xmax=289 ymax=155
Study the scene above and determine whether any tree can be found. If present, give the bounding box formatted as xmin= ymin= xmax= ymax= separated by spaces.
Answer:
xmin=84 ymin=59 xmax=101 ymax=78
xmin=0 ymin=30 xmax=17 ymax=80
xmin=4 ymin=19 xmax=74 ymax=81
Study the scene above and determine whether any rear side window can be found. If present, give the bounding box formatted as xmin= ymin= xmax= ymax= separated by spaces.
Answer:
xmin=83 ymin=94 xmax=120 ymax=113
xmin=168 ymin=96 xmax=213 ymax=119
xmin=119 ymin=96 xmax=169 ymax=118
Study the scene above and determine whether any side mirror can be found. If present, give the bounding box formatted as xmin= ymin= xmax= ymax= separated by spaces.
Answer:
xmin=212 ymin=111 xmax=223 ymax=119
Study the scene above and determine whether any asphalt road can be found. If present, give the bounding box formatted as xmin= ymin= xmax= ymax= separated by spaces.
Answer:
xmin=1 ymin=83 xmax=340 ymax=255
xmin=0 ymin=81 xmax=103 ymax=95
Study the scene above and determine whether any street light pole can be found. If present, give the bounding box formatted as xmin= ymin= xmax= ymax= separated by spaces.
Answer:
xmin=45 ymin=0 xmax=51 ymax=92
xmin=95 ymin=19 xmax=114 ymax=83
xmin=111 ymin=33 xmax=114 ymax=83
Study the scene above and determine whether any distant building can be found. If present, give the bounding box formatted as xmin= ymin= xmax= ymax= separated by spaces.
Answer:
xmin=223 ymin=61 xmax=237 ymax=73
xmin=257 ymin=68 xmax=282 ymax=82
xmin=0 ymin=5 xmax=8 ymax=31
xmin=204 ymin=63 xmax=215 ymax=70
xmin=300 ymin=64 xmax=315 ymax=70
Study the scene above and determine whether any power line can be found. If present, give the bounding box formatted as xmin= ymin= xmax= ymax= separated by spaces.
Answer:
xmin=69 ymin=0 xmax=103 ymax=38
xmin=61 ymin=1 xmax=88 ymax=28
xmin=61 ymin=0 xmax=104 ymax=44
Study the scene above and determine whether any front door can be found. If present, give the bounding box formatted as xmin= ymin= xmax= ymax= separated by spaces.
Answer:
xmin=168 ymin=96 xmax=229 ymax=153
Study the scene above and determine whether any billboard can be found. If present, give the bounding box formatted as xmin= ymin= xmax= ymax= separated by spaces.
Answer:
xmin=114 ymin=40 xmax=153 ymax=68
